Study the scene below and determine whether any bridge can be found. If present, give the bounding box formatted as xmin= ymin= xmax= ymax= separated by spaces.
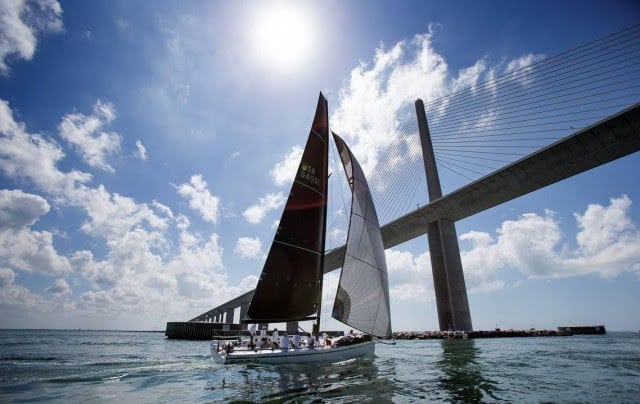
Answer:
xmin=167 ymin=25 xmax=640 ymax=337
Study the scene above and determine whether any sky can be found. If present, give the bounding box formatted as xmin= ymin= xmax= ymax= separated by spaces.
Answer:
xmin=1 ymin=0 xmax=639 ymax=332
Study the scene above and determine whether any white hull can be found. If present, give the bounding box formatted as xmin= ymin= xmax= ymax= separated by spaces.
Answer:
xmin=211 ymin=340 xmax=375 ymax=365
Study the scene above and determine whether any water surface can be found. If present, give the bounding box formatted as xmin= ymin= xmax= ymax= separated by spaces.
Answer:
xmin=1 ymin=330 xmax=638 ymax=402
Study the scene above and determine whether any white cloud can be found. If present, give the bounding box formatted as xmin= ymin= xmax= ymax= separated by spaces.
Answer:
xmin=0 ymin=100 xmax=262 ymax=328
xmin=152 ymin=200 xmax=174 ymax=219
xmin=243 ymin=192 xmax=286 ymax=224
xmin=46 ymin=277 xmax=71 ymax=296
xmin=58 ymin=100 xmax=122 ymax=173
xmin=234 ymin=237 xmax=262 ymax=259
xmin=386 ymin=249 xmax=434 ymax=302
xmin=331 ymin=29 xmax=451 ymax=173
xmin=135 ymin=140 xmax=147 ymax=160
xmin=176 ymin=174 xmax=220 ymax=224
xmin=0 ymin=189 xmax=71 ymax=276
xmin=0 ymin=99 xmax=92 ymax=197
xmin=461 ymin=195 xmax=640 ymax=282
xmin=331 ymin=28 xmax=547 ymax=176
xmin=0 ymin=267 xmax=15 ymax=286
xmin=505 ymin=53 xmax=545 ymax=74
xmin=77 ymin=185 xmax=169 ymax=239
xmin=0 ymin=188 xmax=49 ymax=229
xmin=271 ymin=145 xmax=303 ymax=186
xmin=0 ymin=281 xmax=45 ymax=308
xmin=450 ymin=60 xmax=487 ymax=93
xmin=377 ymin=196 xmax=640 ymax=301
xmin=0 ymin=0 xmax=63 ymax=74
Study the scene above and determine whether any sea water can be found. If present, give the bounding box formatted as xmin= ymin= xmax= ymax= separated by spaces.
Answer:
xmin=1 ymin=329 xmax=639 ymax=402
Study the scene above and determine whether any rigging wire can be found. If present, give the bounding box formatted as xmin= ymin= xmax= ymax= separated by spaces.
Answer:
xmin=327 ymin=24 xmax=640 ymax=225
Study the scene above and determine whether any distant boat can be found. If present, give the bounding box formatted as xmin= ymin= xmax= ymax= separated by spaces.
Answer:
xmin=210 ymin=93 xmax=392 ymax=364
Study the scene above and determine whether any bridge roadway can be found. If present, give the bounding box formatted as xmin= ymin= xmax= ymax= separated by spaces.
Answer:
xmin=191 ymin=103 xmax=640 ymax=322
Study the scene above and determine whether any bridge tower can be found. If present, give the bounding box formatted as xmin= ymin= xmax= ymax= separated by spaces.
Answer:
xmin=415 ymin=99 xmax=473 ymax=331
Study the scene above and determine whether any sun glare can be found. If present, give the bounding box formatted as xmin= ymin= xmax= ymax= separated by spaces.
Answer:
xmin=251 ymin=3 xmax=315 ymax=73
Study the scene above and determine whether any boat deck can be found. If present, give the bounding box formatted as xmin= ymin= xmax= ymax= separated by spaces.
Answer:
xmin=211 ymin=340 xmax=375 ymax=364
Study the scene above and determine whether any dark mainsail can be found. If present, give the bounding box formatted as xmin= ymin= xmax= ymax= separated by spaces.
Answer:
xmin=331 ymin=132 xmax=392 ymax=338
xmin=246 ymin=93 xmax=329 ymax=323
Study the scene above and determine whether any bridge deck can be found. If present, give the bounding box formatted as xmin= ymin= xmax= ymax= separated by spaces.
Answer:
xmin=192 ymin=104 xmax=640 ymax=320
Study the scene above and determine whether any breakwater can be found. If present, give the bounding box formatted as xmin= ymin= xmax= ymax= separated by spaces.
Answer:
xmin=393 ymin=328 xmax=572 ymax=340
xmin=165 ymin=321 xmax=244 ymax=339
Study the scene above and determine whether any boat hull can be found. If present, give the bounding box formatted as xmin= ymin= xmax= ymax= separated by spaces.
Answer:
xmin=211 ymin=340 xmax=375 ymax=365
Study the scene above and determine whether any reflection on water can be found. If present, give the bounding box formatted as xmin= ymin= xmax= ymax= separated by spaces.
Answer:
xmin=437 ymin=339 xmax=498 ymax=402
xmin=206 ymin=355 xmax=395 ymax=402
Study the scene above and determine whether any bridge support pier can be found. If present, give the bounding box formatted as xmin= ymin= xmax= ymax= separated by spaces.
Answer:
xmin=225 ymin=308 xmax=235 ymax=324
xmin=239 ymin=303 xmax=249 ymax=330
xmin=416 ymin=99 xmax=473 ymax=331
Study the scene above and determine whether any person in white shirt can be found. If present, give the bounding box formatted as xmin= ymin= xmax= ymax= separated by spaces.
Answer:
xmin=280 ymin=334 xmax=289 ymax=351
xmin=272 ymin=328 xmax=279 ymax=349
xmin=292 ymin=332 xmax=301 ymax=349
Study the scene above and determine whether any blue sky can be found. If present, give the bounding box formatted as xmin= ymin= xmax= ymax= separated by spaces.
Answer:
xmin=1 ymin=0 xmax=639 ymax=331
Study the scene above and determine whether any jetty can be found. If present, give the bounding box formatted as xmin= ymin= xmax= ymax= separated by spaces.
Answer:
xmin=557 ymin=325 xmax=606 ymax=335
xmin=392 ymin=328 xmax=574 ymax=340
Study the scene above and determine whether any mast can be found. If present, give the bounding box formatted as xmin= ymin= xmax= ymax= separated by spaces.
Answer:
xmin=314 ymin=92 xmax=329 ymax=339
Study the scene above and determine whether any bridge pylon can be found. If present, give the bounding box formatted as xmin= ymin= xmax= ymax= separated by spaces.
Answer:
xmin=415 ymin=99 xmax=473 ymax=331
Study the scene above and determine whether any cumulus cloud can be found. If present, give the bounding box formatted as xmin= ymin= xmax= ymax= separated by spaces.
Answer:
xmin=0 ymin=99 xmax=92 ymax=197
xmin=0 ymin=267 xmax=15 ymax=286
xmin=176 ymin=174 xmax=220 ymax=224
xmin=0 ymin=100 xmax=260 ymax=328
xmin=46 ymin=277 xmax=71 ymax=296
xmin=461 ymin=195 xmax=640 ymax=284
xmin=0 ymin=188 xmax=49 ymax=229
xmin=331 ymin=29 xmax=450 ymax=173
xmin=331 ymin=27 xmax=546 ymax=175
xmin=243 ymin=192 xmax=286 ymax=224
xmin=378 ymin=196 xmax=640 ymax=301
xmin=234 ymin=237 xmax=262 ymax=259
xmin=271 ymin=145 xmax=303 ymax=186
xmin=0 ymin=189 xmax=71 ymax=276
xmin=0 ymin=0 xmax=63 ymax=74
xmin=58 ymin=100 xmax=122 ymax=173
xmin=77 ymin=185 xmax=169 ymax=239
xmin=135 ymin=140 xmax=147 ymax=160
xmin=386 ymin=249 xmax=434 ymax=302
xmin=0 ymin=281 xmax=45 ymax=308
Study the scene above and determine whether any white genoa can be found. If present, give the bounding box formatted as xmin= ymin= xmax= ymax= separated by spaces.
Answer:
xmin=210 ymin=340 xmax=375 ymax=365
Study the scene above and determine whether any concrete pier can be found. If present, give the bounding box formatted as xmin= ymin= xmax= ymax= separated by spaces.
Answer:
xmin=165 ymin=322 xmax=244 ymax=340
xmin=393 ymin=328 xmax=573 ymax=340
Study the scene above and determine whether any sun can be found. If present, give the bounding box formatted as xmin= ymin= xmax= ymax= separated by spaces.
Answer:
xmin=251 ymin=3 xmax=315 ymax=73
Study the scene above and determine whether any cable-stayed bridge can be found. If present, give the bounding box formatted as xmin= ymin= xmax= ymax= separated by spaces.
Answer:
xmin=170 ymin=25 xmax=640 ymax=337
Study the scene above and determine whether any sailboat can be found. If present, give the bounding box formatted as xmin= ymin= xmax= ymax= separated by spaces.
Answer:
xmin=210 ymin=93 xmax=392 ymax=365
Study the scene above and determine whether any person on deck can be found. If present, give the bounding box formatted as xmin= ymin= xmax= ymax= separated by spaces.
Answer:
xmin=260 ymin=328 xmax=267 ymax=349
xmin=272 ymin=328 xmax=280 ymax=349
xmin=292 ymin=332 xmax=301 ymax=349
xmin=281 ymin=334 xmax=289 ymax=352
xmin=307 ymin=335 xmax=315 ymax=349
xmin=324 ymin=333 xmax=332 ymax=347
